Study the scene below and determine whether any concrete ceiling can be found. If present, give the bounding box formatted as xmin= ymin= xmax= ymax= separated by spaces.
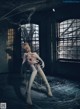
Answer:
xmin=0 ymin=0 xmax=62 ymax=22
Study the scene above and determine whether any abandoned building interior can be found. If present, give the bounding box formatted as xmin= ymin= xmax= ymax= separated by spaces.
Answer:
xmin=0 ymin=0 xmax=80 ymax=109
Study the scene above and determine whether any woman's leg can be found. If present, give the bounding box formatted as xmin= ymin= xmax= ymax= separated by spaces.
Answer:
xmin=37 ymin=65 xmax=52 ymax=96
xmin=27 ymin=65 xmax=37 ymax=105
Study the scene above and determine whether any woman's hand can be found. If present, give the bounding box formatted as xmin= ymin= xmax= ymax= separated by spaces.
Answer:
xmin=28 ymin=58 xmax=39 ymax=64
xmin=41 ymin=62 xmax=45 ymax=68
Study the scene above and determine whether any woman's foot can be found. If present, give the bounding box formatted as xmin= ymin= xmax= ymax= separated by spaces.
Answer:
xmin=47 ymin=90 xmax=53 ymax=97
xmin=27 ymin=94 xmax=32 ymax=105
xmin=46 ymin=86 xmax=53 ymax=97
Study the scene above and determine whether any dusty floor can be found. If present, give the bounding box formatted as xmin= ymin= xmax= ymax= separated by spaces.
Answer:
xmin=0 ymin=73 xmax=80 ymax=109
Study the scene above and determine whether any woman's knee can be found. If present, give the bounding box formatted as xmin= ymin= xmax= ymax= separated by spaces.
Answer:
xmin=37 ymin=66 xmax=43 ymax=72
xmin=33 ymin=69 xmax=37 ymax=74
xmin=31 ymin=65 xmax=37 ymax=74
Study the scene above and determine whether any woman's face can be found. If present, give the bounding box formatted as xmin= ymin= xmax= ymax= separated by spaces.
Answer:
xmin=25 ymin=46 xmax=30 ymax=52
xmin=22 ymin=43 xmax=31 ymax=53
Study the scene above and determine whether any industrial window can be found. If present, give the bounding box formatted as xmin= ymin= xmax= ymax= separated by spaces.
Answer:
xmin=57 ymin=19 xmax=80 ymax=62
xmin=21 ymin=24 xmax=39 ymax=54
xmin=6 ymin=28 xmax=14 ymax=60
xmin=7 ymin=29 xmax=14 ymax=48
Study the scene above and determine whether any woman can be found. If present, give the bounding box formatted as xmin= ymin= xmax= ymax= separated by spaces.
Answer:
xmin=22 ymin=42 xmax=52 ymax=105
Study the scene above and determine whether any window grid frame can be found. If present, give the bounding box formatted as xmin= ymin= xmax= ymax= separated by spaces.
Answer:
xmin=21 ymin=24 xmax=39 ymax=54
xmin=7 ymin=28 xmax=14 ymax=60
xmin=57 ymin=19 xmax=80 ymax=61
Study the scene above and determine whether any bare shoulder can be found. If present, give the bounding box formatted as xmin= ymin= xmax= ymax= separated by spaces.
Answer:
xmin=33 ymin=52 xmax=38 ymax=56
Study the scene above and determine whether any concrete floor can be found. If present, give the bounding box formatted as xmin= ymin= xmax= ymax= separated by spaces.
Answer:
xmin=0 ymin=73 xmax=80 ymax=109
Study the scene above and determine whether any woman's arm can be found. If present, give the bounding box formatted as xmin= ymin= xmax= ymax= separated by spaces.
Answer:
xmin=22 ymin=53 xmax=27 ymax=64
xmin=34 ymin=52 xmax=45 ymax=68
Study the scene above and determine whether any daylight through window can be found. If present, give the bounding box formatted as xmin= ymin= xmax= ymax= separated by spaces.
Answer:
xmin=57 ymin=19 xmax=80 ymax=61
